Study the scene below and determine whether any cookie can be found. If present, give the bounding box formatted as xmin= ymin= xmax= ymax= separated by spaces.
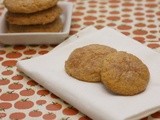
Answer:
xmin=6 ymin=6 xmax=62 ymax=25
xmin=101 ymin=51 xmax=150 ymax=96
xmin=8 ymin=18 xmax=63 ymax=33
xmin=65 ymin=44 xmax=117 ymax=82
xmin=4 ymin=0 xmax=58 ymax=13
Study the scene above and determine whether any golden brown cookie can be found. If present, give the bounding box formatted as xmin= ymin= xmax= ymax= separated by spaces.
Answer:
xmin=8 ymin=18 xmax=63 ymax=33
xmin=65 ymin=44 xmax=117 ymax=82
xmin=101 ymin=51 xmax=150 ymax=96
xmin=6 ymin=6 xmax=62 ymax=25
xmin=4 ymin=0 xmax=58 ymax=13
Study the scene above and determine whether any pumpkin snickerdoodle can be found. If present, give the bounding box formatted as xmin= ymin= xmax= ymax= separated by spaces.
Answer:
xmin=4 ymin=0 xmax=58 ymax=13
xmin=8 ymin=18 xmax=63 ymax=33
xmin=101 ymin=51 xmax=150 ymax=96
xmin=6 ymin=6 xmax=62 ymax=25
xmin=65 ymin=44 xmax=117 ymax=82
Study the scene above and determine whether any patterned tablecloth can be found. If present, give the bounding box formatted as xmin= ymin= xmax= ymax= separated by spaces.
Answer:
xmin=0 ymin=0 xmax=160 ymax=120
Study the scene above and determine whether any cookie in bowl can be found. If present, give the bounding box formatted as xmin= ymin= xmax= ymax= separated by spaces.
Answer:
xmin=4 ymin=0 xmax=63 ymax=33
xmin=4 ymin=0 xmax=58 ymax=13
xmin=8 ymin=18 xmax=63 ymax=33
xmin=6 ymin=6 xmax=62 ymax=25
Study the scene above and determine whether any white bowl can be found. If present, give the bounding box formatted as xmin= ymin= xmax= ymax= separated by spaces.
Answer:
xmin=0 ymin=2 xmax=73 ymax=45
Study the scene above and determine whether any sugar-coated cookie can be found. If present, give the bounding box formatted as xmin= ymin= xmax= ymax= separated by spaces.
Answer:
xmin=65 ymin=44 xmax=117 ymax=82
xmin=4 ymin=0 xmax=58 ymax=13
xmin=8 ymin=18 xmax=63 ymax=33
xmin=6 ymin=6 xmax=62 ymax=25
xmin=101 ymin=51 xmax=150 ymax=96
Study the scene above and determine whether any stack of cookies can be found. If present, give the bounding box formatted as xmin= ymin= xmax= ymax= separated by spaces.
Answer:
xmin=4 ymin=0 xmax=63 ymax=33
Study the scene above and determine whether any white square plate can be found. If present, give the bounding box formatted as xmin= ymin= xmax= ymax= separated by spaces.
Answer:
xmin=17 ymin=27 xmax=160 ymax=120
xmin=0 ymin=2 xmax=73 ymax=45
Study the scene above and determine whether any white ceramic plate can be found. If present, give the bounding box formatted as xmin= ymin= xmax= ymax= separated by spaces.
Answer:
xmin=0 ymin=2 xmax=73 ymax=45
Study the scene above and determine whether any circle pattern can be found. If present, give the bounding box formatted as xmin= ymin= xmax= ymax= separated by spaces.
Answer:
xmin=0 ymin=0 xmax=160 ymax=119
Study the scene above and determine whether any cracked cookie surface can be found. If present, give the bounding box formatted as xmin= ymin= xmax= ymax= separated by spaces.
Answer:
xmin=101 ymin=51 xmax=150 ymax=96
xmin=8 ymin=18 xmax=63 ymax=33
xmin=6 ymin=6 xmax=62 ymax=25
xmin=65 ymin=44 xmax=117 ymax=82
xmin=4 ymin=0 xmax=58 ymax=13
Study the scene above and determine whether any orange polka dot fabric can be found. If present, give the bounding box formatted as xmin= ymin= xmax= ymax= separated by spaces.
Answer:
xmin=0 ymin=0 xmax=160 ymax=120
